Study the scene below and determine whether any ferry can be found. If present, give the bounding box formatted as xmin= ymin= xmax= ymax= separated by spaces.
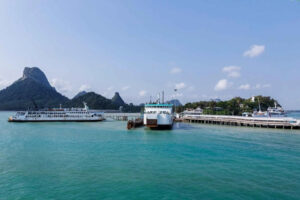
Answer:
xmin=143 ymin=103 xmax=174 ymax=129
xmin=182 ymin=107 xmax=203 ymax=118
xmin=253 ymin=102 xmax=286 ymax=118
xmin=267 ymin=102 xmax=286 ymax=117
xmin=8 ymin=102 xmax=104 ymax=122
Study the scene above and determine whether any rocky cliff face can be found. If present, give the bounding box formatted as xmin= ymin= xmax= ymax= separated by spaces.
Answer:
xmin=111 ymin=92 xmax=125 ymax=106
xmin=0 ymin=67 xmax=140 ymax=111
xmin=20 ymin=67 xmax=52 ymax=89
xmin=166 ymin=99 xmax=182 ymax=106
xmin=0 ymin=67 xmax=68 ymax=110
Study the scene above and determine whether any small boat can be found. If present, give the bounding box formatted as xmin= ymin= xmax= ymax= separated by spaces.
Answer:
xmin=127 ymin=118 xmax=144 ymax=129
xmin=252 ymin=110 xmax=269 ymax=118
xmin=8 ymin=102 xmax=104 ymax=122
xmin=252 ymin=99 xmax=270 ymax=118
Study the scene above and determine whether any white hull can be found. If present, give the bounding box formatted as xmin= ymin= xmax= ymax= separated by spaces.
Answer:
xmin=144 ymin=113 xmax=173 ymax=128
xmin=9 ymin=117 xmax=104 ymax=122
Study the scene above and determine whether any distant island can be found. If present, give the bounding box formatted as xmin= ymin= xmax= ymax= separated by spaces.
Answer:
xmin=0 ymin=67 xmax=140 ymax=112
xmin=177 ymin=96 xmax=280 ymax=116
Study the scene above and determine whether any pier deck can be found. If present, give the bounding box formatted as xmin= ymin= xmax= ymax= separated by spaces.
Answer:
xmin=183 ymin=115 xmax=300 ymax=130
xmin=103 ymin=113 xmax=141 ymax=121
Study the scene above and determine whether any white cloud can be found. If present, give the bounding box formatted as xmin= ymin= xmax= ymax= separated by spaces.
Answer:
xmin=0 ymin=78 xmax=11 ymax=89
xmin=188 ymin=86 xmax=195 ymax=91
xmin=254 ymin=83 xmax=271 ymax=89
xmin=170 ymin=93 xmax=183 ymax=99
xmin=237 ymin=83 xmax=271 ymax=90
xmin=107 ymin=86 xmax=114 ymax=91
xmin=51 ymin=78 xmax=73 ymax=95
xmin=223 ymin=66 xmax=240 ymax=72
xmin=239 ymin=84 xmax=251 ymax=90
xmin=79 ymin=84 xmax=91 ymax=92
xmin=228 ymin=71 xmax=240 ymax=78
xmin=122 ymin=85 xmax=130 ymax=91
xmin=170 ymin=67 xmax=182 ymax=74
xmin=175 ymin=82 xmax=186 ymax=90
xmin=243 ymin=45 xmax=265 ymax=58
xmin=214 ymin=79 xmax=230 ymax=91
xmin=223 ymin=66 xmax=241 ymax=78
xmin=139 ymin=90 xmax=147 ymax=96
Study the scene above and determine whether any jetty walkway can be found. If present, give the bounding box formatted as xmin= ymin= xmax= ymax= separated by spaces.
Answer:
xmin=103 ymin=113 xmax=141 ymax=121
xmin=183 ymin=115 xmax=300 ymax=130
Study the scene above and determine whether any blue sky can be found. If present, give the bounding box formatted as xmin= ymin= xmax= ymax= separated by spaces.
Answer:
xmin=0 ymin=0 xmax=299 ymax=109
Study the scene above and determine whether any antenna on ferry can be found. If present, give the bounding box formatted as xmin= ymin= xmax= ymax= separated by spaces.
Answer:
xmin=258 ymin=98 xmax=262 ymax=112
xmin=83 ymin=102 xmax=88 ymax=110
xmin=150 ymin=96 xmax=152 ymax=104
xmin=157 ymin=93 xmax=160 ymax=104
xmin=162 ymin=91 xmax=164 ymax=104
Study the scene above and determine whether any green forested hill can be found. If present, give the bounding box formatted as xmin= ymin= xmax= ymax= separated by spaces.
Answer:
xmin=0 ymin=67 xmax=141 ymax=112
xmin=0 ymin=67 xmax=68 ymax=110
xmin=65 ymin=92 xmax=119 ymax=110
xmin=180 ymin=96 xmax=279 ymax=115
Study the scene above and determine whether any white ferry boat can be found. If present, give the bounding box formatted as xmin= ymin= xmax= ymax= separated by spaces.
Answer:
xmin=143 ymin=103 xmax=174 ymax=129
xmin=182 ymin=107 xmax=203 ymax=118
xmin=267 ymin=102 xmax=286 ymax=117
xmin=8 ymin=102 xmax=104 ymax=122
xmin=253 ymin=102 xmax=286 ymax=118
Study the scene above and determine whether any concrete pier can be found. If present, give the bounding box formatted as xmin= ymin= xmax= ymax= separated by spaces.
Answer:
xmin=182 ymin=115 xmax=300 ymax=130
xmin=103 ymin=113 xmax=141 ymax=121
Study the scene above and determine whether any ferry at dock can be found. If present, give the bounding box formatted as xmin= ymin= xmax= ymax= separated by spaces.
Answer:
xmin=253 ymin=103 xmax=286 ymax=118
xmin=267 ymin=102 xmax=286 ymax=117
xmin=8 ymin=102 xmax=104 ymax=122
xmin=182 ymin=107 xmax=203 ymax=118
xmin=143 ymin=103 xmax=174 ymax=129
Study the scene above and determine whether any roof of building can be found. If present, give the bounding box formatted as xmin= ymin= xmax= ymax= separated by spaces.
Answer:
xmin=145 ymin=104 xmax=173 ymax=107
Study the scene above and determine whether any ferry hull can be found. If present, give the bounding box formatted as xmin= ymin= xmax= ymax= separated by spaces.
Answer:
xmin=8 ymin=119 xmax=105 ymax=122
xmin=144 ymin=116 xmax=173 ymax=130
xmin=146 ymin=124 xmax=173 ymax=130
xmin=143 ymin=103 xmax=174 ymax=130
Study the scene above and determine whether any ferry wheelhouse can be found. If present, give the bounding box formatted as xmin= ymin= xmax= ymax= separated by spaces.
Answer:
xmin=143 ymin=103 xmax=174 ymax=129
xmin=8 ymin=102 xmax=104 ymax=122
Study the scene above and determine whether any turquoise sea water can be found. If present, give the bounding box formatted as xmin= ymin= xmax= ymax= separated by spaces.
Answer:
xmin=1 ymin=112 xmax=300 ymax=200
